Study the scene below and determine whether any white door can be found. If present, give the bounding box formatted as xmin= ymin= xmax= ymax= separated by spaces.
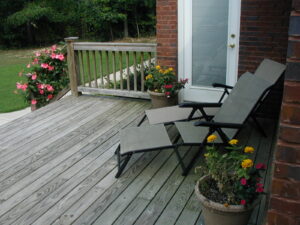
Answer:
xmin=178 ymin=0 xmax=241 ymax=102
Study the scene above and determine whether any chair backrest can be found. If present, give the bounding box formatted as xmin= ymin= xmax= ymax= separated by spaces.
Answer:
xmin=213 ymin=72 xmax=271 ymax=139
xmin=254 ymin=59 xmax=286 ymax=85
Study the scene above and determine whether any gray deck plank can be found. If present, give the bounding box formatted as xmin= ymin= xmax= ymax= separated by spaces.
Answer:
xmin=0 ymin=95 xmax=277 ymax=225
xmin=0 ymin=101 xmax=147 ymax=219
xmin=0 ymin=103 xmax=148 ymax=225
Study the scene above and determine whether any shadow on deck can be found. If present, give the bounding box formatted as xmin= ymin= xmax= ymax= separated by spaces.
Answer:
xmin=0 ymin=95 xmax=277 ymax=225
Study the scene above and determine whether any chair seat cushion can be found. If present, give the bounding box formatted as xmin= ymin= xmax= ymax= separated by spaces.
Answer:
xmin=175 ymin=121 xmax=223 ymax=144
xmin=145 ymin=105 xmax=218 ymax=125
xmin=120 ymin=124 xmax=173 ymax=154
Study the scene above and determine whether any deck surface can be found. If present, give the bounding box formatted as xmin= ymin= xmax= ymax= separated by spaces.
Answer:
xmin=0 ymin=96 xmax=276 ymax=225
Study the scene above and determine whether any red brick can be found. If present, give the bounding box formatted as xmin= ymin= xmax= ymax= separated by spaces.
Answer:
xmin=269 ymin=197 xmax=300 ymax=216
xmin=281 ymin=103 xmax=300 ymax=124
xmin=156 ymin=0 xmax=178 ymax=72
xmin=273 ymin=161 xmax=300 ymax=181
xmin=283 ymin=81 xmax=300 ymax=104
xmin=238 ymin=0 xmax=290 ymax=74
xmin=279 ymin=123 xmax=300 ymax=144
xmin=267 ymin=210 xmax=297 ymax=225
xmin=271 ymin=178 xmax=300 ymax=199
xmin=276 ymin=140 xmax=300 ymax=163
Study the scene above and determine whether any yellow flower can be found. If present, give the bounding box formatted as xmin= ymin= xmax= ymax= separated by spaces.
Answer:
xmin=224 ymin=203 xmax=229 ymax=207
xmin=228 ymin=139 xmax=238 ymax=145
xmin=204 ymin=153 xmax=209 ymax=157
xmin=244 ymin=146 xmax=255 ymax=153
xmin=154 ymin=89 xmax=159 ymax=92
xmin=145 ymin=74 xmax=153 ymax=80
xmin=207 ymin=134 xmax=217 ymax=143
xmin=168 ymin=67 xmax=173 ymax=71
xmin=163 ymin=70 xmax=169 ymax=74
xmin=159 ymin=69 xmax=164 ymax=74
xmin=241 ymin=159 xmax=253 ymax=168
xmin=156 ymin=65 xmax=161 ymax=70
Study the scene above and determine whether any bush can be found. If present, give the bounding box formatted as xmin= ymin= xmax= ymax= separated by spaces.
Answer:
xmin=16 ymin=44 xmax=69 ymax=108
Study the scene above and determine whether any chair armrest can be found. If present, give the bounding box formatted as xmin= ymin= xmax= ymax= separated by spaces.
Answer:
xmin=194 ymin=121 xmax=243 ymax=129
xmin=179 ymin=102 xmax=222 ymax=108
xmin=212 ymin=83 xmax=233 ymax=89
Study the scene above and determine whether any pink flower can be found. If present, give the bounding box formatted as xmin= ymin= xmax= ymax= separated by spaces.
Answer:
xmin=255 ymin=163 xmax=266 ymax=170
xmin=16 ymin=83 xmax=22 ymax=89
xmin=39 ymin=89 xmax=44 ymax=94
xmin=35 ymin=52 xmax=41 ymax=57
xmin=48 ymin=66 xmax=54 ymax=71
xmin=240 ymin=178 xmax=247 ymax=186
xmin=46 ymin=85 xmax=54 ymax=92
xmin=51 ymin=53 xmax=56 ymax=59
xmin=31 ymin=73 xmax=37 ymax=80
xmin=256 ymin=187 xmax=264 ymax=193
xmin=21 ymin=84 xmax=28 ymax=91
xmin=37 ymin=83 xmax=46 ymax=89
xmin=41 ymin=63 xmax=49 ymax=69
xmin=51 ymin=45 xmax=57 ymax=51
xmin=32 ymin=58 xmax=38 ymax=64
xmin=240 ymin=200 xmax=246 ymax=205
xmin=31 ymin=99 xmax=37 ymax=105
xmin=165 ymin=91 xmax=171 ymax=96
xmin=164 ymin=84 xmax=173 ymax=89
xmin=47 ymin=94 xmax=53 ymax=100
xmin=27 ymin=64 xmax=31 ymax=68
xmin=56 ymin=54 xmax=65 ymax=61
xmin=256 ymin=183 xmax=263 ymax=188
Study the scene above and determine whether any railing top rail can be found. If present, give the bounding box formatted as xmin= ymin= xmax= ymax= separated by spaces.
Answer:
xmin=73 ymin=42 xmax=157 ymax=52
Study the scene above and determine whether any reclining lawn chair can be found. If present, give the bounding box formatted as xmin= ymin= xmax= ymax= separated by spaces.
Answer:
xmin=139 ymin=59 xmax=285 ymax=127
xmin=115 ymin=72 xmax=274 ymax=178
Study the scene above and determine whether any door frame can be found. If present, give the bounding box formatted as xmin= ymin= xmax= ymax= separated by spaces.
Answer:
xmin=178 ymin=0 xmax=241 ymax=102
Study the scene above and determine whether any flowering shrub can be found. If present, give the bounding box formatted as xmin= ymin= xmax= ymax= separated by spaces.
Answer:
xmin=197 ymin=135 xmax=266 ymax=206
xmin=16 ymin=45 xmax=69 ymax=108
xmin=145 ymin=65 xmax=188 ymax=98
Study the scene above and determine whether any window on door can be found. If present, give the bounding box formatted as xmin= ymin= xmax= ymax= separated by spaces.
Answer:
xmin=192 ymin=0 xmax=229 ymax=87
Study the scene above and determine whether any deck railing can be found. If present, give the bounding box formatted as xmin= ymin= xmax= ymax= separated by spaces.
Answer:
xmin=65 ymin=37 xmax=156 ymax=99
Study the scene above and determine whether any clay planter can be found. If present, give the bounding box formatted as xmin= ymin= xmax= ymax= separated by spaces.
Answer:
xmin=147 ymin=90 xmax=178 ymax=108
xmin=195 ymin=176 xmax=259 ymax=225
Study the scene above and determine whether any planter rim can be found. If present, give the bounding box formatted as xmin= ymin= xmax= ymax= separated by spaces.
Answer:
xmin=147 ymin=89 xmax=179 ymax=97
xmin=195 ymin=175 xmax=260 ymax=213
xmin=147 ymin=89 xmax=165 ymax=96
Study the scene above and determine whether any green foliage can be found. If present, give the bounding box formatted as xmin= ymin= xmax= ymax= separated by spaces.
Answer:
xmin=0 ymin=0 xmax=156 ymax=47
xmin=196 ymin=137 xmax=266 ymax=206
xmin=145 ymin=65 xmax=188 ymax=98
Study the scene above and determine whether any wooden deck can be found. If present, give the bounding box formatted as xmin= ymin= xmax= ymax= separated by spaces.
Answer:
xmin=0 ymin=96 xmax=277 ymax=225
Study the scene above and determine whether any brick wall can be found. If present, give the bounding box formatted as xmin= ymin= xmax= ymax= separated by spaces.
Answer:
xmin=267 ymin=1 xmax=300 ymax=224
xmin=156 ymin=0 xmax=178 ymax=72
xmin=239 ymin=0 xmax=291 ymax=74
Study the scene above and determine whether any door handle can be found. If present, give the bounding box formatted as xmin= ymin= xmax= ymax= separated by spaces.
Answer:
xmin=228 ymin=44 xmax=235 ymax=49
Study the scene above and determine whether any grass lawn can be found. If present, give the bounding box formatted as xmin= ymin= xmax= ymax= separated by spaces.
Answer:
xmin=0 ymin=49 xmax=36 ymax=113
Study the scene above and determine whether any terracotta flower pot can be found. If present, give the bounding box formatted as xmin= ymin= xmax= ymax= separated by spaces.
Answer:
xmin=195 ymin=176 xmax=259 ymax=225
xmin=147 ymin=90 xmax=178 ymax=108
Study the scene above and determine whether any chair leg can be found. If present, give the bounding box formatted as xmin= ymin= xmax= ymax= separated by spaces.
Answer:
xmin=181 ymin=145 xmax=203 ymax=176
xmin=137 ymin=114 xmax=147 ymax=127
xmin=115 ymin=148 xmax=133 ymax=178
xmin=174 ymin=146 xmax=187 ymax=174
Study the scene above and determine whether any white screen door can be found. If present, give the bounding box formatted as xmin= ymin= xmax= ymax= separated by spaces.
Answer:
xmin=178 ymin=0 xmax=241 ymax=102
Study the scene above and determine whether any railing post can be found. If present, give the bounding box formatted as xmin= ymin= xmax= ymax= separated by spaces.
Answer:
xmin=65 ymin=37 xmax=79 ymax=96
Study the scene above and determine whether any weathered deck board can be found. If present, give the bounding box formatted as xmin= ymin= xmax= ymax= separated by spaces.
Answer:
xmin=0 ymin=96 xmax=277 ymax=225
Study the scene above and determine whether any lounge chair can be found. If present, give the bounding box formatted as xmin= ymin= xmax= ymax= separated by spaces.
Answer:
xmin=140 ymin=59 xmax=286 ymax=127
xmin=115 ymin=72 xmax=273 ymax=178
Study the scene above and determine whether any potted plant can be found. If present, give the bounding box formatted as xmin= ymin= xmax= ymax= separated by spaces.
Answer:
xmin=16 ymin=44 xmax=68 ymax=111
xmin=145 ymin=65 xmax=188 ymax=108
xmin=195 ymin=135 xmax=266 ymax=225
